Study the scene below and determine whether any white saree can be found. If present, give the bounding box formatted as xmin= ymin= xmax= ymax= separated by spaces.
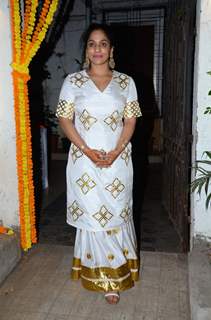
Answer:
xmin=56 ymin=70 xmax=142 ymax=292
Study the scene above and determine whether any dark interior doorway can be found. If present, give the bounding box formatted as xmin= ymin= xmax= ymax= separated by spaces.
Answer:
xmin=112 ymin=25 xmax=154 ymax=77
xmin=110 ymin=23 xmax=181 ymax=252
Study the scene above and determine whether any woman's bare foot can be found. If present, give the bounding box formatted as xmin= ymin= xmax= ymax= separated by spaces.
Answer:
xmin=104 ymin=292 xmax=120 ymax=304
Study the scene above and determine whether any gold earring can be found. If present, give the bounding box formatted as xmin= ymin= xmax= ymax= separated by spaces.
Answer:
xmin=83 ymin=54 xmax=90 ymax=69
xmin=109 ymin=53 xmax=115 ymax=69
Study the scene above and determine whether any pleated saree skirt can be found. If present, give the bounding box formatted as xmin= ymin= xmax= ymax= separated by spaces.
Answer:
xmin=71 ymin=219 xmax=140 ymax=292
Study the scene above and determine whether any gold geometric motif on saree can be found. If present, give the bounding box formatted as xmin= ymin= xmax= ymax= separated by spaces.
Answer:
xmin=68 ymin=200 xmax=84 ymax=221
xmin=105 ymin=178 xmax=125 ymax=199
xmin=93 ymin=205 xmax=113 ymax=227
xmin=79 ymin=109 xmax=97 ymax=130
xmin=120 ymin=204 xmax=131 ymax=222
xmin=108 ymin=254 xmax=114 ymax=261
xmin=121 ymin=146 xmax=131 ymax=166
xmin=123 ymin=249 xmax=129 ymax=256
xmin=87 ymin=253 xmax=92 ymax=259
xmin=56 ymin=100 xmax=75 ymax=120
xmin=76 ymin=173 xmax=96 ymax=194
xmin=123 ymin=100 xmax=142 ymax=118
xmin=106 ymin=228 xmax=120 ymax=235
xmin=70 ymin=143 xmax=83 ymax=163
xmin=113 ymin=73 xmax=129 ymax=89
xmin=69 ymin=72 xmax=89 ymax=88
xmin=104 ymin=110 xmax=120 ymax=131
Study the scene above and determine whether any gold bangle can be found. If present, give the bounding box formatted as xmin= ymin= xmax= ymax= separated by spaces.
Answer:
xmin=80 ymin=144 xmax=86 ymax=151
xmin=121 ymin=141 xmax=127 ymax=149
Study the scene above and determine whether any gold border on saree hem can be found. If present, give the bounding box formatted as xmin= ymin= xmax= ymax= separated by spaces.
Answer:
xmin=81 ymin=274 xmax=134 ymax=292
xmin=72 ymin=257 xmax=81 ymax=267
xmin=72 ymin=257 xmax=139 ymax=270
xmin=71 ymin=258 xmax=140 ymax=280
xmin=131 ymin=271 xmax=139 ymax=281
xmin=81 ymin=272 xmax=131 ymax=283
xmin=72 ymin=268 xmax=139 ymax=283
xmin=71 ymin=269 xmax=81 ymax=280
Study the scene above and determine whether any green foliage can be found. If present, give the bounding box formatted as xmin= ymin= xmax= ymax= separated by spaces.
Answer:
xmin=191 ymin=151 xmax=211 ymax=209
xmin=204 ymin=107 xmax=211 ymax=114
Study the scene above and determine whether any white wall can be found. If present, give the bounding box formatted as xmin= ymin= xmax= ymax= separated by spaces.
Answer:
xmin=0 ymin=1 xmax=19 ymax=227
xmin=191 ymin=0 xmax=211 ymax=241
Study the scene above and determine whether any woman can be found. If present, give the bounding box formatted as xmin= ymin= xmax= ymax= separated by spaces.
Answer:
xmin=56 ymin=23 xmax=142 ymax=304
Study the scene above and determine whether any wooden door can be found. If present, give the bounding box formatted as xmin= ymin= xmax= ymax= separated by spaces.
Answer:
xmin=162 ymin=0 xmax=196 ymax=251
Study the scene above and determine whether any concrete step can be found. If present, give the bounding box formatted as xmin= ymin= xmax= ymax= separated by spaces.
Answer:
xmin=0 ymin=232 xmax=21 ymax=285
xmin=189 ymin=238 xmax=211 ymax=320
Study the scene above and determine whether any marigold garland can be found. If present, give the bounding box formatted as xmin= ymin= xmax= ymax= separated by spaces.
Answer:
xmin=10 ymin=0 xmax=59 ymax=250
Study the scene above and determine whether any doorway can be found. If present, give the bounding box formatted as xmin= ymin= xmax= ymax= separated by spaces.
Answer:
xmin=103 ymin=3 xmax=196 ymax=252
xmin=109 ymin=22 xmax=181 ymax=252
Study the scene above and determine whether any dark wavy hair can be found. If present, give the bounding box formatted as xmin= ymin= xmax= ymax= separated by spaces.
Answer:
xmin=81 ymin=23 xmax=114 ymax=66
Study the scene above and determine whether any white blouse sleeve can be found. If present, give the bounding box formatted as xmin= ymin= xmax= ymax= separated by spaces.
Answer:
xmin=55 ymin=75 xmax=75 ymax=120
xmin=123 ymin=77 xmax=142 ymax=118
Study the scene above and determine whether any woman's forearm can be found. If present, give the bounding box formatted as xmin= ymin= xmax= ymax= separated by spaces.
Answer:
xmin=59 ymin=117 xmax=110 ymax=165
xmin=59 ymin=117 xmax=88 ymax=152
xmin=115 ymin=118 xmax=136 ymax=154
xmin=59 ymin=117 xmax=136 ymax=161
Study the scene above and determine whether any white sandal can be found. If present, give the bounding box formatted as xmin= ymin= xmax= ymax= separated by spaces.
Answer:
xmin=104 ymin=292 xmax=120 ymax=304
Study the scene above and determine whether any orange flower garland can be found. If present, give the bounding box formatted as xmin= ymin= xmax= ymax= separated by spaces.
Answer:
xmin=10 ymin=0 xmax=59 ymax=250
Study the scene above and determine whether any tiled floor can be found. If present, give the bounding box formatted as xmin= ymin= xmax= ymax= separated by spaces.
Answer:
xmin=0 ymin=244 xmax=190 ymax=320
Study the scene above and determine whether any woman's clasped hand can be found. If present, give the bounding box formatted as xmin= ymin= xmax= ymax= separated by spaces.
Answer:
xmin=85 ymin=148 xmax=119 ymax=168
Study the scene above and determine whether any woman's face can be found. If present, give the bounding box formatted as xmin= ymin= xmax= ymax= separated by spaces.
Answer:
xmin=86 ymin=29 xmax=113 ymax=67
